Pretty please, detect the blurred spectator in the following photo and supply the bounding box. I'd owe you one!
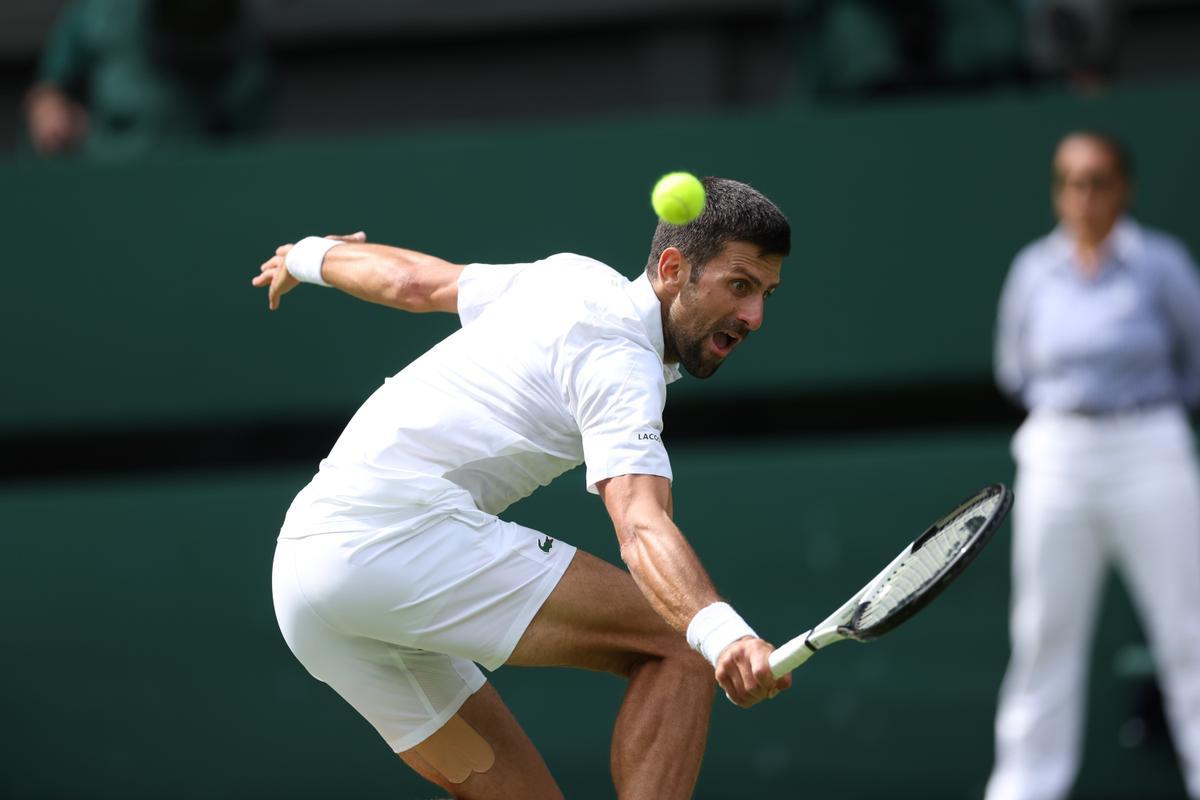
[23,0,270,158]
[986,132,1200,800]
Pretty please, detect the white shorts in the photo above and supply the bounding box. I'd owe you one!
[271,511,576,752]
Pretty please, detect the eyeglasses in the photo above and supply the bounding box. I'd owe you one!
[1052,173,1122,193]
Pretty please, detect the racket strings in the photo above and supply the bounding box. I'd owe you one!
[855,494,999,629]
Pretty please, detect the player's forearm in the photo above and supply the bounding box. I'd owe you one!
[319,244,464,313]
[599,473,757,663]
[616,510,721,632]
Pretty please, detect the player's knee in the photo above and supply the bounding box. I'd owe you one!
[403,714,497,789]
[674,645,716,686]
[622,637,712,687]
[665,647,717,708]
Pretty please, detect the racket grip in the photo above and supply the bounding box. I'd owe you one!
[769,629,816,678]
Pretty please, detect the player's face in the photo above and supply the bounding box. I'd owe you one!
[1052,136,1128,245]
[663,241,783,379]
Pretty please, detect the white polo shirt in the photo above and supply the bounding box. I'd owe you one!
[280,253,682,538]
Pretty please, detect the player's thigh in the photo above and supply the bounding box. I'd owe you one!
[506,549,700,675]
[283,513,577,672]
[278,539,562,798]
[400,682,563,800]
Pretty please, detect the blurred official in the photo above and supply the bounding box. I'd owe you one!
[986,132,1200,800]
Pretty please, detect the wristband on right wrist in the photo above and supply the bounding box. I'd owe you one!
[285,236,344,287]
[686,601,757,667]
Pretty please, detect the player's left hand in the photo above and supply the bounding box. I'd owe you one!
[251,232,367,311]
[715,636,792,708]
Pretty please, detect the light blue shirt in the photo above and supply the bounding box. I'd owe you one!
[994,218,1200,413]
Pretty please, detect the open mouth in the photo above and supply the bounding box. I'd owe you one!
[711,330,741,356]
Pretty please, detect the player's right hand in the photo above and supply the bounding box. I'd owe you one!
[715,636,792,708]
[252,243,299,311]
[251,232,366,311]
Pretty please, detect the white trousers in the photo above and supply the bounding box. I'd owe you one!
[985,407,1200,800]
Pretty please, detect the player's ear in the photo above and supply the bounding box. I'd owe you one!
[657,247,689,296]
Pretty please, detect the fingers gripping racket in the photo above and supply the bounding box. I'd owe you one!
[769,483,1012,678]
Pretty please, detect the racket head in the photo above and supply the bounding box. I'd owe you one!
[841,483,1011,641]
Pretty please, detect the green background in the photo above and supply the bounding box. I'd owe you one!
[3,80,1197,798]
[5,81,1200,432]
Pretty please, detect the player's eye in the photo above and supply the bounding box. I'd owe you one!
[730,280,749,295]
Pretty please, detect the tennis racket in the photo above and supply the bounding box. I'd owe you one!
[769,483,1011,678]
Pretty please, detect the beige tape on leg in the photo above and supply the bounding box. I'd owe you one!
[412,714,496,785]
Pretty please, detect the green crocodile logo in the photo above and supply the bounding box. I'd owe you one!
[538,536,554,553]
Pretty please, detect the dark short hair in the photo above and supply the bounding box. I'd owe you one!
[1057,131,1134,181]
[644,176,791,279]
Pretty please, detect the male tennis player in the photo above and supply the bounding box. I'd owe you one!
[254,177,792,799]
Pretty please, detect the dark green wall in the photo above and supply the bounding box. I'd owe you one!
[0,435,1183,798]
[4,81,1200,432]
[5,80,1197,798]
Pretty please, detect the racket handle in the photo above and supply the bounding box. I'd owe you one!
[769,628,816,678]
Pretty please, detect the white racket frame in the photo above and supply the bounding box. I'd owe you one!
[767,484,1009,679]
[768,544,912,678]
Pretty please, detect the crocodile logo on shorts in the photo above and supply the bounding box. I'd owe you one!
[538,536,554,553]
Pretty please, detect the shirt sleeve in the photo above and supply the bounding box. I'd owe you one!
[993,245,1041,410]
[561,329,673,494]
[1156,239,1200,408]
[456,262,533,326]
[993,261,1032,407]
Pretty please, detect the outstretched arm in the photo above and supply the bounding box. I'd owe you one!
[252,232,464,313]
[597,473,791,707]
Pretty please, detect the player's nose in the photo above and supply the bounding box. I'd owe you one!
[738,296,765,332]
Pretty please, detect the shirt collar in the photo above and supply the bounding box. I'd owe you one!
[1109,217,1144,264]
[627,272,683,385]
[1047,216,1142,273]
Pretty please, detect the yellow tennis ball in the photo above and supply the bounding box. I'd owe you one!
[652,172,706,225]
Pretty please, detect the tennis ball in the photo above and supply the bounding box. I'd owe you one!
[652,172,706,225]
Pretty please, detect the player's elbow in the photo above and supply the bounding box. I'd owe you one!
[617,544,643,577]
[615,515,673,578]
[383,267,430,312]
[615,520,650,571]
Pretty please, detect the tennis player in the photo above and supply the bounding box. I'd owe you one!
[253,177,792,799]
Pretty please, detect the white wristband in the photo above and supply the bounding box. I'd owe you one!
[686,602,757,667]
[285,236,344,287]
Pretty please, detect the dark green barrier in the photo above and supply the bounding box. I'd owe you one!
[4,81,1200,433]
[1,433,1184,798]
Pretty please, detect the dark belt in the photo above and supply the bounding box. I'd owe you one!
[1064,400,1176,418]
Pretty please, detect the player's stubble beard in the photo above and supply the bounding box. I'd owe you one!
[663,283,748,379]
